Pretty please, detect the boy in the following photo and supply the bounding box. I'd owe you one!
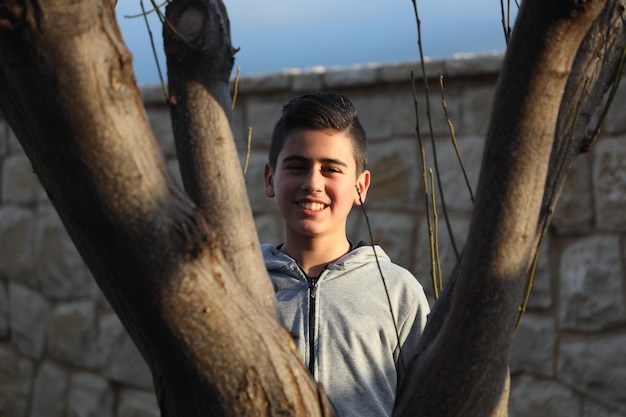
[262,92,430,417]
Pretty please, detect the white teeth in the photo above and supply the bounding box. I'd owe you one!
[299,202,325,211]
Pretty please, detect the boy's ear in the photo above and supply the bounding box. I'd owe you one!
[264,164,276,198]
[354,170,371,205]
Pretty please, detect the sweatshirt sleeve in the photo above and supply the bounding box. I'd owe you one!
[395,276,430,384]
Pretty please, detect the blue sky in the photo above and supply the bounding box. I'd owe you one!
[116,1,515,86]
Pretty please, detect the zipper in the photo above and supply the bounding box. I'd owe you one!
[307,277,317,376]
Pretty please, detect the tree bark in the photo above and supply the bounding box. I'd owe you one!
[0,1,331,416]
[0,0,624,416]
[163,0,278,316]
[394,1,625,416]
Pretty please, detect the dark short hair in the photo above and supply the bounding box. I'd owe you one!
[268,92,368,173]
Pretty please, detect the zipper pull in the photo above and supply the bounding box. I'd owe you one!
[308,278,317,297]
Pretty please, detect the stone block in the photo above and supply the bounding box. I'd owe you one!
[243,152,276,215]
[460,84,496,136]
[324,65,378,89]
[99,313,152,389]
[559,235,625,331]
[30,361,68,417]
[388,88,416,138]
[431,136,484,213]
[231,103,247,150]
[0,345,34,417]
[379,60,422,83]
[0,280,7,339]
[0,206,35,283]
[552,155,594,234]
[416,59,449,83]
[369,149,412,204]
[237,72,292,93]
[5,121,22,153]
[254,214,284,247]
[444,53,502,78]
[583,401,626,417]
[0,120,7,157]
[603,79,626,135]
[166,158,183,188]
[525,237,552,309]
[391,82,456,138]
[291,69,325,92]
[245,96,288,147]
[510,314,556,377]
[48,301,101,368]
[9,282,49,359]
[346,206,364,243]
[139,85,165,104]
[593,137,626,231]
[347,210,418,272]
[509,374,580,417]
[69,372,113,417]
[366,139,421,208]
[116,389,159,417]
[415,214,469,297]
[559,333,626,411]
[35,206,94,299]
[35,180,49,204]
[146,106,175,158]
[1,154,39,205]
[351,93,395,141]
[92,272,111,310]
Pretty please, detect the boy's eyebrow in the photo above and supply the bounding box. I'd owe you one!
[281,155,349,167]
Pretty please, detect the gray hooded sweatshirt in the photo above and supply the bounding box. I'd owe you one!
[263,243,430,417]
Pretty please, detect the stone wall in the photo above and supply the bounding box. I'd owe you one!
[1,54,625,416]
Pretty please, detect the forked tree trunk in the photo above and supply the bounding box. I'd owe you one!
[0,1,331,416]
[0,0,624,416]
[395,1,626,416]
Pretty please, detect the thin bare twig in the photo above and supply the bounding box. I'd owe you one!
[411,71,439,298]
[430,168,443,296]
[356,190,405,373]
[243,127,252,177]
[411,0,459,261]
[124,1,169,18]
[139,0,168,100]
[231,66,241,109]
[439,74,475,204]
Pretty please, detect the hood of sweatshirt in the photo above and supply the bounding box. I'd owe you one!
[262,243,392,278]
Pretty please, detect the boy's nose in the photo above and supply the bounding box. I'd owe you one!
[301,170,323,192]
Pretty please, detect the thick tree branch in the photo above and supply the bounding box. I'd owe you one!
[163,0,277,316]
[542,0,626,224]
[412,0,626,364]
[395,1,616,416]
[0,1,329,416]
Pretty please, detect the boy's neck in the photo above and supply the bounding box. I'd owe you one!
[281,236,352,279]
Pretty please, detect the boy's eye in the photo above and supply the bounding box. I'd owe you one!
[285,164,306,172]
[323,166,341,173]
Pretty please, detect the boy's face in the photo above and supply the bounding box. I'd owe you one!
[264,128,370,241]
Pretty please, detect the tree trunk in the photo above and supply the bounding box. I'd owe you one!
[394,1,626,416]
[0,1,331,416]
[0,0,624,416]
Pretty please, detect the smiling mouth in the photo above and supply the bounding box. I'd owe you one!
[298,201,326,211]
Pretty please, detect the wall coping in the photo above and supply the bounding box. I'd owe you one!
[140,52,505,105]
